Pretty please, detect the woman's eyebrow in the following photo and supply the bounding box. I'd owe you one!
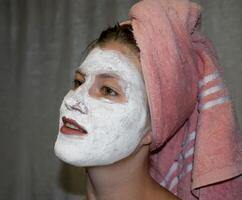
[96,73,121,79]
[75,69,85,76]
[75,68,118,77]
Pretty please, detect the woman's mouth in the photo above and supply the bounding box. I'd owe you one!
[60,117,88,136]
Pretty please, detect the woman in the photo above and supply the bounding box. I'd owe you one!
[54,0,242,199]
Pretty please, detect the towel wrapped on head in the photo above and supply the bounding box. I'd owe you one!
[120,0,242,199]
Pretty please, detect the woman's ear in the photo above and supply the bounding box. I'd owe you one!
[140,131,152,146]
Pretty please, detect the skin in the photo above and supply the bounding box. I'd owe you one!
[73,41,180,200]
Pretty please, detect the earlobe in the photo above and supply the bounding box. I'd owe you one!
[141,131,152,146]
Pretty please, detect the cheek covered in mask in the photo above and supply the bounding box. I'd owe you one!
[54,47,150,167]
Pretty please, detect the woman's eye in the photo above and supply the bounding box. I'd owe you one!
[73,79,83,89]
[101,86,119,97]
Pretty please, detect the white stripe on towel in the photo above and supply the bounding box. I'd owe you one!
[179,163,193,179]
[169,163,193,191]
[199,96,230,111]
[169,176,179,190]
[182,131,196,146]
[184,147,194,159]
[160,162,179,187]
[199,71,220,87]
[198,83,225,99]
[160,145,195,187]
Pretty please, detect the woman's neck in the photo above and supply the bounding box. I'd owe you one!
[85,145,180,200]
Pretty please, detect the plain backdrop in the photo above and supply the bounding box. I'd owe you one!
[0,0,241,199]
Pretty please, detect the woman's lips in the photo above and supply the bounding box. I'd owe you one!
[60,117,87,136]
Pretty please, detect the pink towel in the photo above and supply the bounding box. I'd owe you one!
[120,0,242,199]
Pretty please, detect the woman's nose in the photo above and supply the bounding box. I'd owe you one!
[64,97,88,114]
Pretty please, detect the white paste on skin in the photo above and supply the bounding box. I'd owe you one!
[54,47,150,166]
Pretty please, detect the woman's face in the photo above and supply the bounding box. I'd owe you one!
[54,42,150,166]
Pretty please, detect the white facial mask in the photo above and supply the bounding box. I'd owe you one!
[54,47,150,166]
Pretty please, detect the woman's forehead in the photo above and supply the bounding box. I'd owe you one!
[100,41,141,72]
[81,41,141,72]
[77,46,140,77]
[75,46,145,90]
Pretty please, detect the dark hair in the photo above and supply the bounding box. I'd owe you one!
[83,23,140,58]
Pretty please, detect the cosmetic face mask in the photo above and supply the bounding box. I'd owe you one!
[54,47,150,166]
